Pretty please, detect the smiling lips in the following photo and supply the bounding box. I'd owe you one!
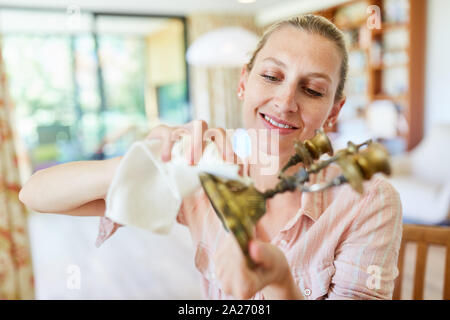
[259,112,299,135]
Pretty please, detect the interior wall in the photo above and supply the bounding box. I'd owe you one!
[147,19,185,86]
[145,19,185,125]
[424,0,450,132]
[187,13,261,129]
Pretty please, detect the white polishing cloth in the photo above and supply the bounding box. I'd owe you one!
[104,139,246,233]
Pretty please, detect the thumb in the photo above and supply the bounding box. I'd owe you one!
[249,240,275,269]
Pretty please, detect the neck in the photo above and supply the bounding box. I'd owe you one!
[249,155,303,228]
[249,151,301,192]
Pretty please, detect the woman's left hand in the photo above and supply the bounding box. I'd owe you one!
[212,234,301,299]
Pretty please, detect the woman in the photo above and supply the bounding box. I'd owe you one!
[19,15,402,300]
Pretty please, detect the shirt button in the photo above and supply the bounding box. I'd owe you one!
[304,288,311,297]
[280,239,287,246]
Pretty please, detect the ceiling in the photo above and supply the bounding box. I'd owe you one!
[0,0,350,26]
[0,0,299,16]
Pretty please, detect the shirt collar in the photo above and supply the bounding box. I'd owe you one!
[279,166,338,232]
[277,189,322,234]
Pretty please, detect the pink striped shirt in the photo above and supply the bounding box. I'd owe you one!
[97,163,402,300]
[175,164,402,300]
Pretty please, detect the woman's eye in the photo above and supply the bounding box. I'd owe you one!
[304,88,323,97]
[261,74,279,82]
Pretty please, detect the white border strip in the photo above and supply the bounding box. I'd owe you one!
[256,0,352,27]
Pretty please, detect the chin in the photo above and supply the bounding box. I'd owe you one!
[257,132,299,157]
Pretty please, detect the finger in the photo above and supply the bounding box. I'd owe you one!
[204,127,236,164]
[183,120,208,165]
[171,126,191,163]
[223,130,237,164]
[146,125,174,162]
[249,240,275,269]
[160,134,174,162]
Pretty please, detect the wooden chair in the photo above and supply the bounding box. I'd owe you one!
[393,224,450,300]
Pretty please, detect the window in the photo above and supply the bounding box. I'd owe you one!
[0,9,190,173]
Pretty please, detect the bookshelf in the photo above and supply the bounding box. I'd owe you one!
[316,0,426,150]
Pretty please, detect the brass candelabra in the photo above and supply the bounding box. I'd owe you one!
[198,129,391,268]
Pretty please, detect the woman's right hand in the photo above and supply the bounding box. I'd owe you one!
[146,120,238,167]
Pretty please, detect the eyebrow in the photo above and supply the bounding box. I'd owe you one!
[305,72,332,83]
[262,57,287,68]
[262,57,332,83]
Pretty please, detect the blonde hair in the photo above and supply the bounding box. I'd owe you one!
[247,14,348,102]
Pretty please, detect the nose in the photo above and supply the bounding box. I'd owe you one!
[273,83,299,113]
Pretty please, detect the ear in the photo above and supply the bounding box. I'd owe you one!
[237,64,249,101]
[326,96,346,128]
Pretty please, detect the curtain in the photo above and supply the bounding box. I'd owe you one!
[187,14,261,129]
[0,39,35,299]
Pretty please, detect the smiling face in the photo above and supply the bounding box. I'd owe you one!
[238,25,346,158]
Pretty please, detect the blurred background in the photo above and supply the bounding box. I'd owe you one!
[0,0,449,300]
